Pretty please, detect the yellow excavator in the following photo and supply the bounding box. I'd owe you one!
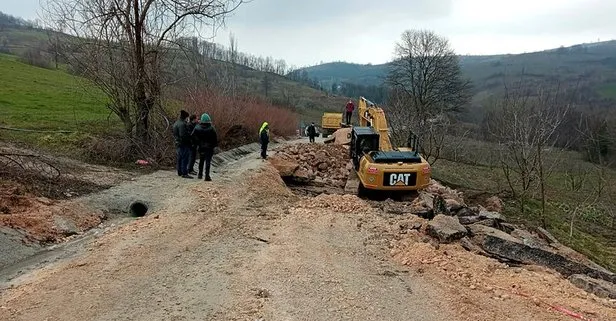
[344,96,432,194]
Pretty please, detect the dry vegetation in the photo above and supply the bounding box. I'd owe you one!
[185,89,299,147]
[431,136,616,271]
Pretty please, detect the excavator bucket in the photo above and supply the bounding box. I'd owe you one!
[324,127,352,145]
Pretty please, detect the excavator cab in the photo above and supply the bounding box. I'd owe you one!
[350,127,380,170]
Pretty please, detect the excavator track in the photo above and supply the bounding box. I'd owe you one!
[344,170,361,195]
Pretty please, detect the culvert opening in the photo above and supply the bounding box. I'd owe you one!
[129,201,148,217]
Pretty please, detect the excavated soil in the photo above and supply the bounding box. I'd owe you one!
[0,143,134,269]
[392,235,616,320]
[1,140,615,320]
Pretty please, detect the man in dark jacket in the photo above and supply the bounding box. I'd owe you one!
[306,122,317,143]
[186,114,199,175]
[173,110,193,178]
[259,122,269,160]
[191,113,218,181]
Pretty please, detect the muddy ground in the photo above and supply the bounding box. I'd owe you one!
[0,138,615,320]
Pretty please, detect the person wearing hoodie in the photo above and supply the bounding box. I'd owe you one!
[173,109,192,178]
[191,113,218,181]
[259,122,269,160]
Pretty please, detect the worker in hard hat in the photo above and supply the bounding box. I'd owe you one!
[191,113,218,181]
[259,122,270,160]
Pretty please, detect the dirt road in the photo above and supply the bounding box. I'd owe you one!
[0,142,450,321]
[0,141,614,320]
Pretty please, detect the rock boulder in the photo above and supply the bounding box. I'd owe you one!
[469,224,616,283]
[269,158,299,177]
[568,274,616,299]
[426,214,467,243]
[478,210,506,222]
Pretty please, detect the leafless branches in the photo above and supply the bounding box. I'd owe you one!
[385,29,472,164]
[484,79,572,226]
[41,0,246,144]
[0,153,61,179]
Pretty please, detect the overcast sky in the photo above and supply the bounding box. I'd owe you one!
[2,0,615,66]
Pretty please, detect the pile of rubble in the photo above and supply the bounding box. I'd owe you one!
[0,186,104,244]
[295,194,371,213]
[412,187,616,299]
[268,143,615,299]
[270,143,352,188]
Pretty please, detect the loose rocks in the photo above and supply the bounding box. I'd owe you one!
[271,143,352,188]
[426,214,467,243]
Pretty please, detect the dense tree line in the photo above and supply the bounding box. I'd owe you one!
[178,36,326,92]
[0,11,35,29]
[330,82,388,103]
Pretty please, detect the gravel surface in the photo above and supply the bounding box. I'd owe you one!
[1,138,613,320]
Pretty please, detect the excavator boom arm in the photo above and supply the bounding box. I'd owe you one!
[358,96,393,151]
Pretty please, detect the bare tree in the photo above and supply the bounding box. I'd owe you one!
[261,73,271,97]
[45,29,64,69]
[41,0,246,144]
[577,112,614,165]
[386,29,471,164]
[485,81,571,227]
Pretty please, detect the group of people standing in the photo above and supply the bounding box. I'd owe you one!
[173,110,218,181]
[172,98,355,179]
[173,110,272,181]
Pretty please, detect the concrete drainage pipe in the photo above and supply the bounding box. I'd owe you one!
[129,201,148,217]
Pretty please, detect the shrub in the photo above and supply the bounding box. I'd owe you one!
[18,47,51,69]
[184,89,299,147]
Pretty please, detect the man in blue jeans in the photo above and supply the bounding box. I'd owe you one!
[173,110,193,179]
[186,114,199,175]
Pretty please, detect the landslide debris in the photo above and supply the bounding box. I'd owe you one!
[270,143,352,190]
[269,142,616,303]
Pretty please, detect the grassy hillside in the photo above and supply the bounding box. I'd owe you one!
[433,137,616,271]
[0,53,111,131]
[0,26,347,117]
[0,27,50,54]
[0,53,119,153]
[0,22,352,162]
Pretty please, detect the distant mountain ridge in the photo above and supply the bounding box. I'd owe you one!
[301,40,616,104]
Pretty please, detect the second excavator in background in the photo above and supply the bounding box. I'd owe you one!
[344,96,432,195]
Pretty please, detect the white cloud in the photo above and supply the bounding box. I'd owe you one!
[2,0,614,66]
[214,0,616,66]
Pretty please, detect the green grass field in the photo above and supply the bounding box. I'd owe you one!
[597,83,616,99]
[0,53,112,131]
[0,53,121,155]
